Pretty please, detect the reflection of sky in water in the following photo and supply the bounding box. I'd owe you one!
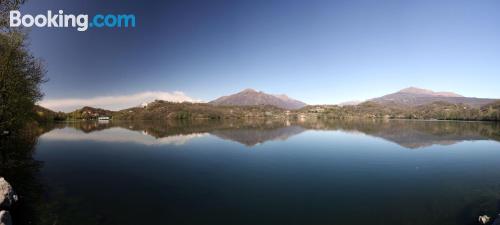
[40,127,208,146]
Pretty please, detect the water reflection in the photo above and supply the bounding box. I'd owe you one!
[299,119,500,149]
[3,119,500,225]
[0,124,53,225]
[41,119,500,149]
[211,126,305,146]
[42,128,207,146]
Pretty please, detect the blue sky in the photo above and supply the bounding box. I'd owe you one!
[20,0,500,110]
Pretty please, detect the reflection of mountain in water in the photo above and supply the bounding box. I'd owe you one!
[211,126,305,146]
[46,120,303,146]
[368,124,485,149]
[46,119,500,149]
[298,119,500,149]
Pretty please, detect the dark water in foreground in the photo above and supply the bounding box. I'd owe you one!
[2,119,500,225]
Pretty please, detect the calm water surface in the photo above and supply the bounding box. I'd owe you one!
[4,119,500,225]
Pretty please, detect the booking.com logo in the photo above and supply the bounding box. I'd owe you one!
[9,10,136,32]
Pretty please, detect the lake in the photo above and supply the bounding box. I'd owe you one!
[2,119,500,225]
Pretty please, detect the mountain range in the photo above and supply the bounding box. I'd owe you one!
[38,87,499,120]
[209,87,497,109]
[370,87,497,108]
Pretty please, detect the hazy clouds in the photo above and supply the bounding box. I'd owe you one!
[39,91,202,112]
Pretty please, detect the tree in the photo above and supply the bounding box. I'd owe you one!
[0,0,25,31]
[1,0,46,134]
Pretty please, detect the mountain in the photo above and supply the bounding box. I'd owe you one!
[209,89,307,110]
[370,87,497,108]
[396,87,464,97]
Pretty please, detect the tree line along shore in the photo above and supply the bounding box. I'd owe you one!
[34,99,500,123]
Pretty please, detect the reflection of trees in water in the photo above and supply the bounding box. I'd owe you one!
[1,123,110,225]
[211,126,305,146]
[62,119,302,146]
[0,124,49,225]
[63,121,114,133]
[131,120,306,146]
[121,119,295,140]
[297,119,500,148]
[63,119,500,149]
